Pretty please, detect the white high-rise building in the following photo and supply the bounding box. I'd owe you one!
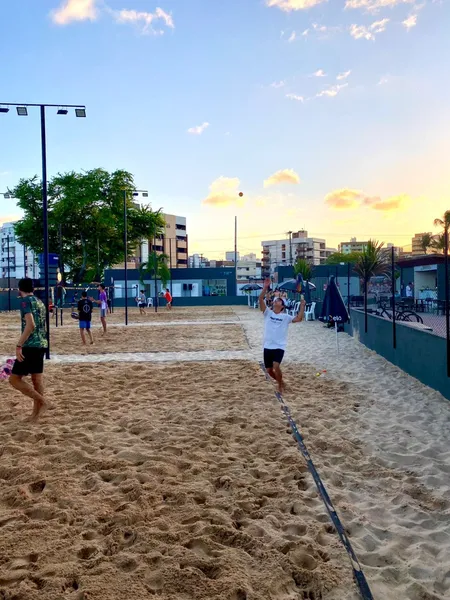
[225,251,240,262]
[0,222,38,280]
[261,230,335,273]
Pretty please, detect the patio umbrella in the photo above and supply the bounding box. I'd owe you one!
[241,283,262,307]
[277,276,316,303]
[319,276,349,353]
[241,283,262,292]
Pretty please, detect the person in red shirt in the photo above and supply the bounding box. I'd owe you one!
[164,288,172,310]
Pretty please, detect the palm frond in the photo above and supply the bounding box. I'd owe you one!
[354,240,390,282]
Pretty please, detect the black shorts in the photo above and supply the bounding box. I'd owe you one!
[11,348,46,377]
[263,348,285,369]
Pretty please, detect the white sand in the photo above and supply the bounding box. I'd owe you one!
[0,305,449,599]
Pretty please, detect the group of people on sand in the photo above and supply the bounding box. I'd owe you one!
[136,288,172,315]
[7,275,303,422]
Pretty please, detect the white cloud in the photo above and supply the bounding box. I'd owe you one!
[325,188,411,211]
[337,70,351,80]
[325,188,362,209]
[313,69,327,77]
[378,75,389,84]
[51,0,98,25]
[349,18,388,40]
[303,22,341,39]
[270,81,286,88]
[264,169,301,187]
[203,177,243,207]
[286,93,304,102]
[345,0,414,11]
[316,83,348,97]
[187,122,210,135]
[371,18,389,32]
[114,7,174,34]
[288,31,297,42]
[403,14,417,29]
[266,0,326,11]
[312,22,329,33]
[349,24,375,39]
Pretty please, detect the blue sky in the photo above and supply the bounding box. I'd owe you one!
[0,0,449,258]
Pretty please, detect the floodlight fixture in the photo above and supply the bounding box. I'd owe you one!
[16,106,28,116]
[75,108,86,118]
[0,107,9,113]
[57,108,68,115]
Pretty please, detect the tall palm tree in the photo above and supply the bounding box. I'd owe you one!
[354,240,390,332]
[293,258,314,281]
[431,233,445,253]
[420,233,433,255]
[434,210,450,232]
[433,211,450,254]
[139,251,171,298]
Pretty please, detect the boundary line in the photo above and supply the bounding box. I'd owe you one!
[258,362,374,600]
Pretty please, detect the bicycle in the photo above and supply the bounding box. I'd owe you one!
[397,310,423,324]
[374,302,424,324]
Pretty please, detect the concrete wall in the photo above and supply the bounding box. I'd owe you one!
[350,308,450,400]
[105,267,238,299]
[111,296,248,308]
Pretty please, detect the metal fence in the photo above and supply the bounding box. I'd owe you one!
[356,241,450,378]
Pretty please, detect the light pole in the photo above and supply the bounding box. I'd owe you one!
[287,231,293,266]
[0,194,11,309]
[123,188,149,325]
[7,233,11,311]
[1,103,86,359]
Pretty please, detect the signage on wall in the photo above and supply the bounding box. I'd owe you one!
[414,265,437,272]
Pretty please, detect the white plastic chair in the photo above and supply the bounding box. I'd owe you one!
[147,297,153,307]
[304,301,316,321]
[289,301,300,316]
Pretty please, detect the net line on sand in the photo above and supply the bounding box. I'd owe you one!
[258,361,374,600]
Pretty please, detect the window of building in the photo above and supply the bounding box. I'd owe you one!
[202,279,227,296]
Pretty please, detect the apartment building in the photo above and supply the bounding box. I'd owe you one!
[0,222,38,280]
[124,191,188,269]
[136,213,187,268]
[339,238,368,254]
[207,258,262,281]
[261,230,335,273]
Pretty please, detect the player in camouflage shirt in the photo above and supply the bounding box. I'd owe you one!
[9,278,48,421]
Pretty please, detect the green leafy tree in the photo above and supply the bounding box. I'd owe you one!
[12,169,165,282]
[326,251,362,265]
[293,258,314,281]
[354,240,390,330]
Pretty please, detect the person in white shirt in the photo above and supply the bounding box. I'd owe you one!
[137,290,147,315]
[259,278,305,393]
[406,283,414,298]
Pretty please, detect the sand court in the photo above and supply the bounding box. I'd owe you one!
[0,306,449,599]
[0,323,248,356]
[0,361,353,600]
